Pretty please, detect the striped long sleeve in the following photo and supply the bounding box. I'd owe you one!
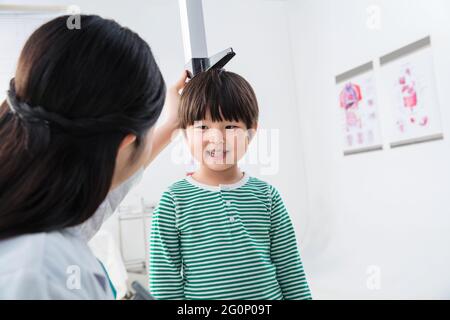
[269,187,312,300]
[148,175,311,300]
[149,191,185,299]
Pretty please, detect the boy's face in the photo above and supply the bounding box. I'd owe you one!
[185,112,256,172]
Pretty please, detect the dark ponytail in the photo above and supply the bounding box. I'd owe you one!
[0,15,165,239]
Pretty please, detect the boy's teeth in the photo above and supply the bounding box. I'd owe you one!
[208,150,227,157]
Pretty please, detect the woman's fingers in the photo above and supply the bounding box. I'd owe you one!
[174,70,189,92]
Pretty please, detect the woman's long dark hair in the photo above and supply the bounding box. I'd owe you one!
[0,15,166,239]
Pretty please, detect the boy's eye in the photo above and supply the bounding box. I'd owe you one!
[195,125,208,130]
[225,125,238,130]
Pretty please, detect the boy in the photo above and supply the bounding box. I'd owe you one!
[149,69,311,300]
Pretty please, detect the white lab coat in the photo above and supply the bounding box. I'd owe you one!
[0,167,144,300]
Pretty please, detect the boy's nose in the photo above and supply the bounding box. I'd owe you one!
[205,128,224,143]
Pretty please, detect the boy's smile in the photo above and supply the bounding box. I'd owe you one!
[205,147,230,162]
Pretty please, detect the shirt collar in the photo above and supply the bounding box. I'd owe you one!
[185,172,250,192]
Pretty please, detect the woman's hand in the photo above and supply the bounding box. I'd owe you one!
[143,70,189,168]
[164,70,189,126]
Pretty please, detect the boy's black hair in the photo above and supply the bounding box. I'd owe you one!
[179,69,259,129]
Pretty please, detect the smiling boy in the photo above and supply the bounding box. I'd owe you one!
[149,69,311,300]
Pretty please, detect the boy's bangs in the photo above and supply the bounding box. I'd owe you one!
[191,89,250,126]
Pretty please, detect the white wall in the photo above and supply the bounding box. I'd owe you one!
[287,0,450,299]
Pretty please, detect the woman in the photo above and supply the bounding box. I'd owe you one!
[0,15,187,299]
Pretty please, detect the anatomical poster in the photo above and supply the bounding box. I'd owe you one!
[336,63,383,155]
[380,37,443,147]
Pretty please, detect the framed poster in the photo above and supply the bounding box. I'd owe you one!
[380,36,443,148]
[336,62,383,155]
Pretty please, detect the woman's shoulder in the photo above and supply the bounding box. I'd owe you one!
[0,231,74,298]
[0,232,49,275]
[0,230,112,299]
[0,231,84,274]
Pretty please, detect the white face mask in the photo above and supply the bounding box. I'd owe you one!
[69,166,145,241]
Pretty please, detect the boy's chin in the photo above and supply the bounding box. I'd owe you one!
[203,162,237,172]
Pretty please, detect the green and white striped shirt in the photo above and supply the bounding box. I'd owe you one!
[149,173,312,300]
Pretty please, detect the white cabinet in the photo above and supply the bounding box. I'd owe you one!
[118,198,154,277]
